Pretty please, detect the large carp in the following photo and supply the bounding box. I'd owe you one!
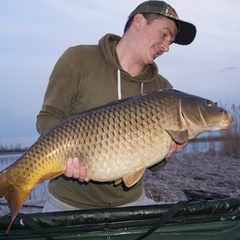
[0,89,233,234]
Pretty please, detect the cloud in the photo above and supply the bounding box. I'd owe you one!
[221,66,238,72]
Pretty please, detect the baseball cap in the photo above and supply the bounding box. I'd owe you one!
[129,1,196,45]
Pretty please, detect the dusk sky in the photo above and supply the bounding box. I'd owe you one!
[1,0,239,147]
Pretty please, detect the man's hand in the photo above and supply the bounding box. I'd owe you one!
[165,141,187,159]
[64,158,90,182]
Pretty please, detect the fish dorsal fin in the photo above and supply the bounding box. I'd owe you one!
[166,130,189,144]
[122,168,145,188]
[37,171,64,184]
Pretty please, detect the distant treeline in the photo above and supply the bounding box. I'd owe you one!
[0,143,28,154]
[0,136,227,153]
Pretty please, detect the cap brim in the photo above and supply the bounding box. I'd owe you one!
[173,19,197,45]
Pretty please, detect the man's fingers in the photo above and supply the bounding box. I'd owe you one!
[64,158,90,182]
[79,165,90,182]
[64,158,74,177]
[72,158,80,178]
[165,141,188,159]
[165,142,177,159]
[176,141,188,152]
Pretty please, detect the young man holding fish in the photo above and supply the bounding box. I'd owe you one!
[37,1,196,211]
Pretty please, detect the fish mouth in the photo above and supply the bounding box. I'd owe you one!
[220,113,234,129]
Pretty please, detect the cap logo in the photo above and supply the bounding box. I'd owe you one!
[165,5,178,19]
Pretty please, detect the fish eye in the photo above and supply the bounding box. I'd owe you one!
[205,100,215,108]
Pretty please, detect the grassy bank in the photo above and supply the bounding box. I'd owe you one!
[220,103,240,158]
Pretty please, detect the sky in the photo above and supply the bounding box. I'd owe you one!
[0,0,239,148]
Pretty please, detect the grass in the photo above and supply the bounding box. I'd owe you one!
[220,103,240,158]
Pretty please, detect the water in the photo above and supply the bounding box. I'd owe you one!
[0,154,48,216]
[184,140,222,153]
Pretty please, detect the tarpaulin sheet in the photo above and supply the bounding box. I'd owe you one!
[1,198,240,240]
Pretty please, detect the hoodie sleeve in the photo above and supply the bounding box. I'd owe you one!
[36,47,80,134]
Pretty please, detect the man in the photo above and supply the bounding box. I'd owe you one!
[37,1,196,211]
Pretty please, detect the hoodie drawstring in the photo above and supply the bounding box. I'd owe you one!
[141,82,144,94]
[117,69,121,100]
[117,69,144,100]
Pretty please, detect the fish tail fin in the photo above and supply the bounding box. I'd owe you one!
[0,171,31,235]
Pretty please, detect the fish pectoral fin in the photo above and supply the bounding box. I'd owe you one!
[37,171,64,184]
[166,129,189,144]
[114,178,123,186]
[123,168,145,188]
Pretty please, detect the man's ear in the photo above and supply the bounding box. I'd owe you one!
[133,14,146,31]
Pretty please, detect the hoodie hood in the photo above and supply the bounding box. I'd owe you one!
[99,33,160,84]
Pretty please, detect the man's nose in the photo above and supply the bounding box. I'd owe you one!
[161,41,170,52]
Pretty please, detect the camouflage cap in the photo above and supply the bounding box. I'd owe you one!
[129,1,196,45]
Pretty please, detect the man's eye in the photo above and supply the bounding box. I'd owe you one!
[162,32,167,37]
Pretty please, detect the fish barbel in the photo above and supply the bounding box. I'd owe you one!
[0,89,233,234]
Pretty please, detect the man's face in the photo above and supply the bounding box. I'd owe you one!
[137,15,178,65]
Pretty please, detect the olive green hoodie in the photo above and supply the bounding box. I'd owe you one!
[36,34,172,208]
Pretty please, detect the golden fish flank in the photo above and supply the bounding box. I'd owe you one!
[0,89,233,234]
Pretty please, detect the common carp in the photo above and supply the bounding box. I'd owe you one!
[0,89,233,234]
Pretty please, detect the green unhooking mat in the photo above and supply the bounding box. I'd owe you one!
[1,198,240,240]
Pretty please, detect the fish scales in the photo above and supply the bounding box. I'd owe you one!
[0,89,233,234]
[76,92,175,180]
[9,92,174,183]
